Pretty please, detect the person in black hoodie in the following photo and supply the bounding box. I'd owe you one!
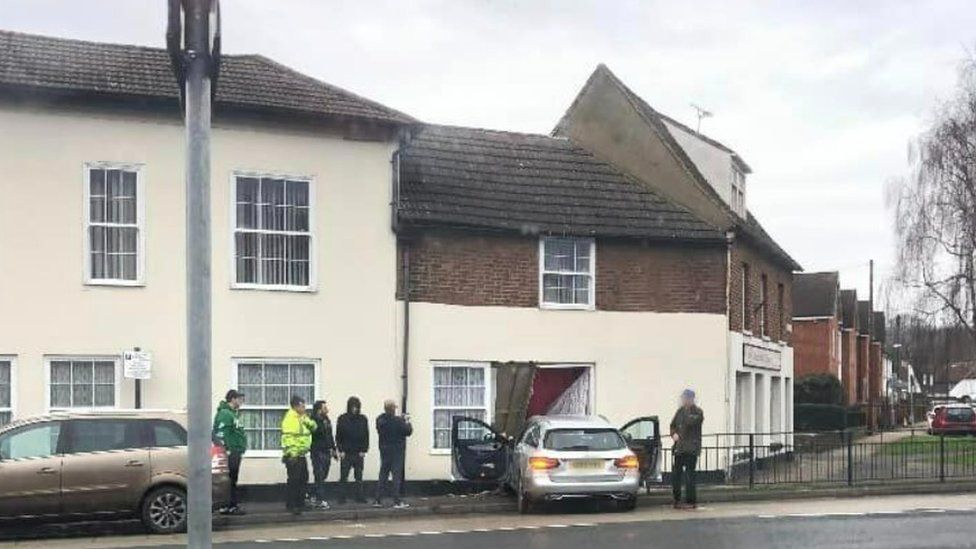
[308,400,337,509]
[374,399,413,509]
[335,396,369,504]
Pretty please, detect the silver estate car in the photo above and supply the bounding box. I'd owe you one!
[451,415,660,513]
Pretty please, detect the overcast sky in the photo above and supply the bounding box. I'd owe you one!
[6,0,975,303]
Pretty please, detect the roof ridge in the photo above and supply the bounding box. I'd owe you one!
[426,122,568,141]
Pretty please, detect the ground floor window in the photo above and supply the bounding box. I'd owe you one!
[0,358,12,426]
[234,359,318,452]
[48,357,118,410]
[432,361,489,449]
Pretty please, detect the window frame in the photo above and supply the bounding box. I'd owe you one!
[44,355,122,412]
[229,171,317,293]
[538,237,597,311]
[430,361,492,454]
[83,162,146,287]
[741,262,751,333]
[0,356,15,426]
[760,273,768,338]
[230,357,321,458]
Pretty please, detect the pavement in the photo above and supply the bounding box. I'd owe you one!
[7,492,976,548]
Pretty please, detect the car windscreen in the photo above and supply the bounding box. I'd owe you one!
[543,428,625,451]
[946,408,974,422]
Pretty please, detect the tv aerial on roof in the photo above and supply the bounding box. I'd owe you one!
[690,103,713,134]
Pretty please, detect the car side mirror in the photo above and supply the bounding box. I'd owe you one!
[622,433,633,443]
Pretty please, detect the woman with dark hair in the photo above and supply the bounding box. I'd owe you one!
[335,396,369,503]
[308,400,337,508]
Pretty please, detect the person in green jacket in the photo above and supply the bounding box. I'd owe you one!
[212,389,247,515]
[281,395,317,514]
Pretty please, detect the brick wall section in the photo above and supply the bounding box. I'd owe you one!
[595,240,726,313]
[729,241,793,343]
[399,230,538,308]
[399,229,727,313]
[793,317,840,379]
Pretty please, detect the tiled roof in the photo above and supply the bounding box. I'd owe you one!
[840,289,858,330]
[397,124,725,241]
[563,64,800,270]
[793,272,840,318]
[0,29,414,125]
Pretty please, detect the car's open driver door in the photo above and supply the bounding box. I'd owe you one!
[620,416,661,492]
[451,416,509,482]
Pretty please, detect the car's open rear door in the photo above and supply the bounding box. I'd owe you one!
[620,416,661,492]
[451,416,509,482]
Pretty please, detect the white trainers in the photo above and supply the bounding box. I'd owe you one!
[393,501,410,509]
[317,500,331,510]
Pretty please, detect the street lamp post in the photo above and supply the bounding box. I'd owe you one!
[167,1,220,547]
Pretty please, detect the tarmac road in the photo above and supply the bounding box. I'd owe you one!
[6,492,976,549]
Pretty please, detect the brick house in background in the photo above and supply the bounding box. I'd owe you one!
[857,301,873,403]
[792,272,841,382]
[553,65,801,442]
[839,289,860,404]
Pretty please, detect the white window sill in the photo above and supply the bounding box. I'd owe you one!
[243,450,283,459]
[231,283,316,293]
[540,303,595,311]
[85,279,145,288]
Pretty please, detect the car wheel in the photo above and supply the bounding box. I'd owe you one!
[142,486,188,534]
[617,497,637,512]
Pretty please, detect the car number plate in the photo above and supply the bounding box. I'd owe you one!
[571,460,605,471]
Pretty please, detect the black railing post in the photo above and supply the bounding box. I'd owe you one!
[940,435,946,483]
[749,433,755,489]
[846,430,854,487]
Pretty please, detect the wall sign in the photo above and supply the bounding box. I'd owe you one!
[123,350,152,380]
[743,343,781,371]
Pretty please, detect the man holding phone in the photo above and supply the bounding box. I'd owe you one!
[374,399,413,509]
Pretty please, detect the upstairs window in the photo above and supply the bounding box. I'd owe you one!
[233,175,313,290]
[760,273,768,337]
[85,165,142,284]
[741,262,751,332]
[540,237,595,309]
[730,165,746,215]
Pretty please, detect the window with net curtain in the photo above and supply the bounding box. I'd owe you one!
[0,360,11,426]
[49,359,116,409]
[541,237,594,308]
[236,361,316,451]
[432,363,488,449]
[234,176,312,288]
[87,167,140,282]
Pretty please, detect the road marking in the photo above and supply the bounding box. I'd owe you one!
[572,523,597,527]
[444,529,467,534]
[472,528,492,532]
[254,541,271,544]
[547,524,570,528]
[275,538,300,542]
[364,533,386,538]
[307,536,330,541]
[758,514,778,518]
[394,532,418,536]
[868,511,903,515]
[520,525,540,530]
[922,509,947,513]
[419,531,442,535]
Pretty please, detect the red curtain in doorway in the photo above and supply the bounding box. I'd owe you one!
[526,367,586,417]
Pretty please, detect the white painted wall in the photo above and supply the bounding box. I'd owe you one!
[662,120,740,212]
[400,302,730,479]
[0,105,399,484]
[727,331,794,450]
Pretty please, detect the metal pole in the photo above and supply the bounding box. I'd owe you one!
[185,0,213,546]
[846,431,854,487]
[748,433,755,489]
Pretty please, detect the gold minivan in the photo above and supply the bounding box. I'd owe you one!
[0,411,231,534]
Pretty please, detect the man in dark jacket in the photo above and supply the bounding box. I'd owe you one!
[669,389,704,509]
[212,389,247,515]
[308,400,337,509]
[374,399,413,509]
[335,396,369,504]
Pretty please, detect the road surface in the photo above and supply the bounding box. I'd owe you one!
[5,493,976,548]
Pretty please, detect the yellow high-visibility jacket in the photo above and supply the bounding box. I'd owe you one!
[280,408,316,458]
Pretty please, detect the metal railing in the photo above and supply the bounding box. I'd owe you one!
[659,428,976,487]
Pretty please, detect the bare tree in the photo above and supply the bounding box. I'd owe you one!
[890,56,976,345]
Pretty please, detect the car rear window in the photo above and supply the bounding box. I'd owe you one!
[543,428,625,451]
[946,408,974,422]
[151,420,187,447]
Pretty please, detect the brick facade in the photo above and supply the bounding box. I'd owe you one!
[729,241,793,343]
[399,229,727,313]
[793,317,841,380]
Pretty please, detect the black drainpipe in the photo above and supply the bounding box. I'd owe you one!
[401,242,410,414]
